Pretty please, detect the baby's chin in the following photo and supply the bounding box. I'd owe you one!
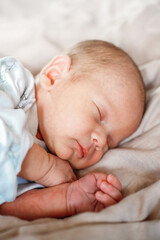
[54,145,104,169]
[68,151,104,170]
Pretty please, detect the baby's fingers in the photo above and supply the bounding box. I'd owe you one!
[95,191,117,207]
[100,181,122,202]
[107,174,122,191]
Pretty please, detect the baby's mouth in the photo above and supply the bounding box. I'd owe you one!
[77,141,88,158]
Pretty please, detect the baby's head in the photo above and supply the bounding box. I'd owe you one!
[36,40,145,169]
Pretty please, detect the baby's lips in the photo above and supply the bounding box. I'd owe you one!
[83,147,89,158]
[76,141,83,158]
[76,141,89,158]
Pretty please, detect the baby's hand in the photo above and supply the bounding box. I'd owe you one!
[66,172,122,215]
[36,154,77,187]
[94,173,122,206]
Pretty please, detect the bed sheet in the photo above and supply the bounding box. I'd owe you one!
[0,0,160,239]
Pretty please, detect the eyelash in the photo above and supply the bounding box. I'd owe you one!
[92,101,103,121]
[96,105,102,121]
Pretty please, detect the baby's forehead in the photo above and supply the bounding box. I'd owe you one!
[86,68,124,89]
[76,63,141,94]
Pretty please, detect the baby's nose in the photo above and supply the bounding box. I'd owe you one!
[91,130,107,151]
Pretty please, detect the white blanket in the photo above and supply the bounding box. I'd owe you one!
[0,0,160,239]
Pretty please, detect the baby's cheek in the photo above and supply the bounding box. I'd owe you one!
[55,144,73,160]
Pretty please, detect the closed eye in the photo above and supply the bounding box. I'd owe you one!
[92,101,104,121]
[96,105,102,121]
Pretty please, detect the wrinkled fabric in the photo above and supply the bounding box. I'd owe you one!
[0,57,38,204]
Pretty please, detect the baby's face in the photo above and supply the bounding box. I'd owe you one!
[40,69,143,169]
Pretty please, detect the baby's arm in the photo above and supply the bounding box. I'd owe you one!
[0,172,122,220]
[18,143,77,186]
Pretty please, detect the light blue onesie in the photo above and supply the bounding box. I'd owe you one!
[0,56,44,204]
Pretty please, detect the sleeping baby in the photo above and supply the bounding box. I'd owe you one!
[0,40,145,220]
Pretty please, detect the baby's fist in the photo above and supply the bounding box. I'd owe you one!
[36,155,77,187]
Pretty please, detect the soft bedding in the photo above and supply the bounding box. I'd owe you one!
[0,0,160,239]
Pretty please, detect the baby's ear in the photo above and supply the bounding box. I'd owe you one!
[40,55,71,91]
